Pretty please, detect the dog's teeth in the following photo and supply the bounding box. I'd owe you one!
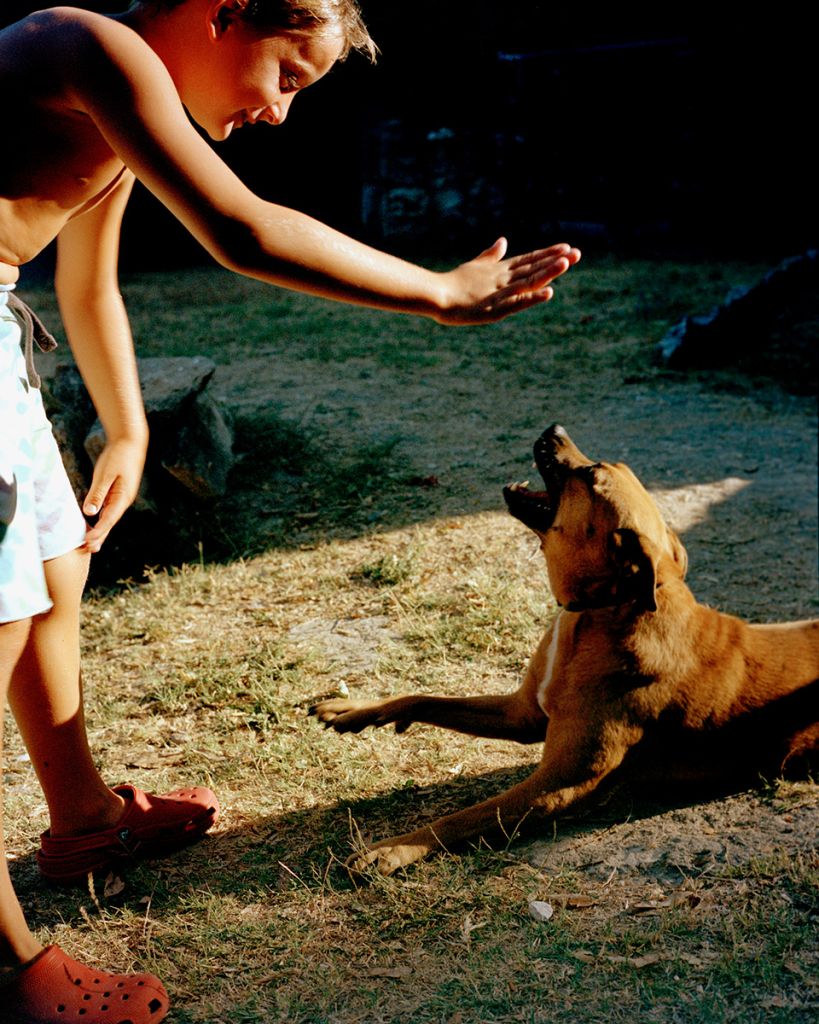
[521,480,530,489]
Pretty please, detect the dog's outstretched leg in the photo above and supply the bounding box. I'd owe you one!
[311,691,547,743]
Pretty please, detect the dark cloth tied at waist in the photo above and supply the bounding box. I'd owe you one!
[6,291,58,389]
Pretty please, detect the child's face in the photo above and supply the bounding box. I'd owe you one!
[187,23,343,141]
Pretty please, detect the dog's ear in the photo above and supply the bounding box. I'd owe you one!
[666,527,688,579]
[609,528,660,613]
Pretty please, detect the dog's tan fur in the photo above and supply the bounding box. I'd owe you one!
[312,425,819,875]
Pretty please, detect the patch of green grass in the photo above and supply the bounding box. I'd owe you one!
[400,571,554,670]
[138,643,293,720]
[353,549,419,587]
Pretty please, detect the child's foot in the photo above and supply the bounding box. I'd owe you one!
[0,946,168,1024]
[37,783,219,884]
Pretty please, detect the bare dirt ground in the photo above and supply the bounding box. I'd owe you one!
[213,319,817,621]
[209,281,818,911]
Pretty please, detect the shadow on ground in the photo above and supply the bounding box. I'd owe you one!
[11,758,817,936]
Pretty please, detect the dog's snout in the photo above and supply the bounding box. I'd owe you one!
[534,424,593,478]
[533,424,566,468]
[536,424,567,452]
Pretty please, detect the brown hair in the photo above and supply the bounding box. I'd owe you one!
[136,0,377,61]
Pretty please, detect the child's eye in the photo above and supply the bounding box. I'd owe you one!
[281,70,299,92]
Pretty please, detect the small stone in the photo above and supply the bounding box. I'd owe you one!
[528,900,554,923]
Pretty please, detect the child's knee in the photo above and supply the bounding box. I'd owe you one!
[0,617,33,679]
[41,547,91,613]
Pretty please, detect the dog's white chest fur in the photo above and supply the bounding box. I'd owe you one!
[536,611,565,712]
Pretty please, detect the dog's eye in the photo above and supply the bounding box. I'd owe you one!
[586,524,596,538]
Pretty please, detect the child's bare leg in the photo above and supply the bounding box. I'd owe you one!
[7,548,125,837]
[3,630,169,1009]
[0,617,42,969]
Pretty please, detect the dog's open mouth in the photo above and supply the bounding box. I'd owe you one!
[503,425,574,532]
[503,480,556,532]
[505,475,565,532]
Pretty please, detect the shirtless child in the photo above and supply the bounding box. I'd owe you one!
[0,2,580,1019]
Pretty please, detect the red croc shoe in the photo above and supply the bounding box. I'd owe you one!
[37,784,219,884]
[0,946,169,1024]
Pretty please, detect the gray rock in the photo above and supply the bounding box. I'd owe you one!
[41,363,96,504]
[137,355,216,418]
[657,249,818,368]
[161,390,234,499]
[49,355,234,508]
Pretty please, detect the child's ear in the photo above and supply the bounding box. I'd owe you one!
[208,0,246,40]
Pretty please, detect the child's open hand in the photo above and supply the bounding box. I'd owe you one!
[81,437,148,553]
[435,239,581,325]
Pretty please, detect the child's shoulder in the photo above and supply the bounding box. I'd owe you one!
[2,6,169,98]
[5,5,117,38]
[2,6,151,60]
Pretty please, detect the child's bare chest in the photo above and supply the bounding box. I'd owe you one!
[0,103,125,264]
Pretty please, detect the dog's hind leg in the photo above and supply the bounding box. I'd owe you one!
[310,691,547,743]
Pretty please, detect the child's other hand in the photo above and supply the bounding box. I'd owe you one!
[435,239,581,325]
[81,437,148,553]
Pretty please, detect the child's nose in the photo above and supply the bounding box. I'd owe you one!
[265,93,295,125]
[274,94,296,124]
[266,104,284,125]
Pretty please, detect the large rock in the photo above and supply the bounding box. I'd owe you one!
[134,355,217,419]
[160,390,235,500]
[45,355,235,506]
[41,360,96,505]
[656,250,818,392]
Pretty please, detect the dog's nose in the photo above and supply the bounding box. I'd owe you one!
[533,425,568,482]
[535,425,595,474]
[535,424,569,464]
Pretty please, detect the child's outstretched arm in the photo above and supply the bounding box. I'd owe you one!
[57,12,578,324]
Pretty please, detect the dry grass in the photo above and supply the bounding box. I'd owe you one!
[4,254,818,1022]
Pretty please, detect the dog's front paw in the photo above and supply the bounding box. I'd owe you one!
[309,697,354,724]
[346,836,431,877]
[309,698,395,734]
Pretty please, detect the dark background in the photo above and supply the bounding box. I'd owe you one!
[3,2,815,268]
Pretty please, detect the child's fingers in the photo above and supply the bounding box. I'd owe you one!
[83,481,109,520]
[507,248,581,287]
[485,285,556,321]
[82,474,132,552]
[507,243,580,272]
[80,439,145,551]
[83,520,108,555]
[439,241,579,324]
[83,496,125,552]
[505,255,570,296]
[474,237,509,262]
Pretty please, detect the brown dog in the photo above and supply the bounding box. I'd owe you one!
[312,425,819,875]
